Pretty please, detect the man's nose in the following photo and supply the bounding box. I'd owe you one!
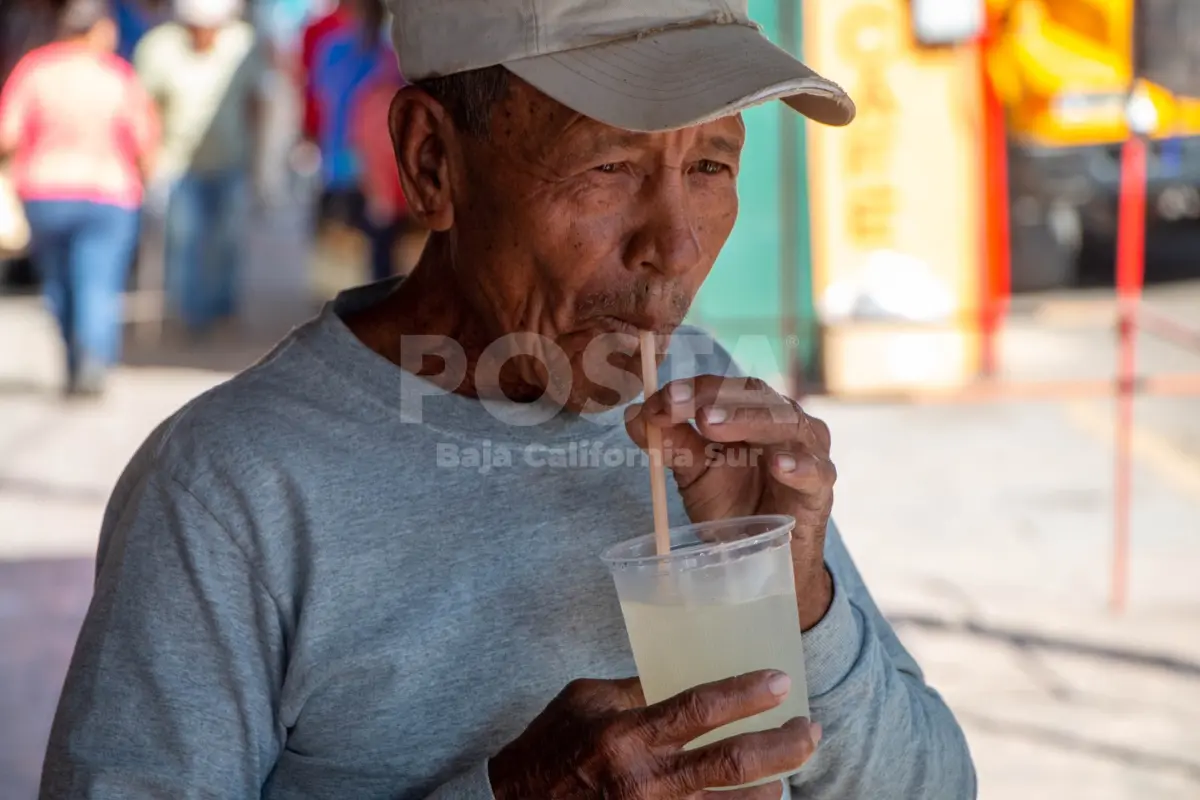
[630,181,704,278]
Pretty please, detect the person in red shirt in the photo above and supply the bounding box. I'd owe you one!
[300,0,401,282]
[297,1,352,145]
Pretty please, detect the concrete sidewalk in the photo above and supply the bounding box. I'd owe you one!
[805,397,1200,800]
[1,293,1199,799]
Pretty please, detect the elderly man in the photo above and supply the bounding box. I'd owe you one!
[40,1,976,799]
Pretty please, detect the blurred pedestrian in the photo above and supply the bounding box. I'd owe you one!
[0,0,59,292]
[305,0,394,283]
[298,0,353,150]
[349,55,414,280]
[0,0,159,397]
[134,0,268,337]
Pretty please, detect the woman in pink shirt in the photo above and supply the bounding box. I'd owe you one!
[0,0,159,397]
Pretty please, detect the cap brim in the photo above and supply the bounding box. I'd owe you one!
[504,23,855,133]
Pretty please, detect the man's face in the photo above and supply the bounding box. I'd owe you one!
[185,24,220,51]
[446,78,744,408]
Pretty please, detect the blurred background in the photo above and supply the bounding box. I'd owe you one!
[1,0,1198,798]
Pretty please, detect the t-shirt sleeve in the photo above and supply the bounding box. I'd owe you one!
[39,469,286,799]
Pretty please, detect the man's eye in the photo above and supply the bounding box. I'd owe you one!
[696,160,729,175]
[595,163,622,174]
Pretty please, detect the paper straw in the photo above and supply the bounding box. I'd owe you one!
[639,331,671,556]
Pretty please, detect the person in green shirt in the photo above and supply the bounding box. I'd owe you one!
[134,0,267,335]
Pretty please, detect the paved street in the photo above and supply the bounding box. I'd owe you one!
[817,281,1200,799]
[812,394,1200,800]
[1,279,1199,799]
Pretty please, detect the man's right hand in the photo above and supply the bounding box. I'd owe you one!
[487,670,820,799]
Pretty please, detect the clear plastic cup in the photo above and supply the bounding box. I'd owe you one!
[601,515,808,788]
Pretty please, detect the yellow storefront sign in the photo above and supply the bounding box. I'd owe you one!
[805,0,984,395]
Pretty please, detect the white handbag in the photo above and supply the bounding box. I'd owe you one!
[0,169,30,257]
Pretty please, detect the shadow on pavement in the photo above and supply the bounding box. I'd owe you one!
[891,612,1200,677]
[0,557,93,800]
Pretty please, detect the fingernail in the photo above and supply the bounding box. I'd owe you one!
[669,382,693,403]
[767,672,791,697]
[811,722,823,746]
[705,407,728,424]
[776,454,797,473]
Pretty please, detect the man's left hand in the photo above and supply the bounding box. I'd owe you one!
[626,375,836,631]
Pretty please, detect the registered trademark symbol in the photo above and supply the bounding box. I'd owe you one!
[786,335,800,347]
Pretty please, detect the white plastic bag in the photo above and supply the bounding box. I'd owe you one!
[0,169,30,257]
[819,250,956,324]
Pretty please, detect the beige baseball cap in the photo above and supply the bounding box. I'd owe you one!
[387,0,856,133]
[174,0,243,27]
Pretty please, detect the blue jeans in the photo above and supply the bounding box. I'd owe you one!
[23,200,139,374]
[164,169,247,332]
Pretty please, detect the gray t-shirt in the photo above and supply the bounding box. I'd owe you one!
[40,282,975,799]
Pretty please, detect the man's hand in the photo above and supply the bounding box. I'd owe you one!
[625,375,837,631]
[488,670,820,799]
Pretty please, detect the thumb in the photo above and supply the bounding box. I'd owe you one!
[624,403,712,488]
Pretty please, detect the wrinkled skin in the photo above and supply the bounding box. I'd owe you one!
[348,75,741,410]
[348,74,837,799]
[488,671,820,800]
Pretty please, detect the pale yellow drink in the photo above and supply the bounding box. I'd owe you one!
[601,515,808,790]
[619,593,809,750]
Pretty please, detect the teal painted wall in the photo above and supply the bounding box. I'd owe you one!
[687,0,816,386]
[788,0,819,384]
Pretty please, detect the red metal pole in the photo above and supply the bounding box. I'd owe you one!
[1112,133,1148,615]
[978,22,1010,380]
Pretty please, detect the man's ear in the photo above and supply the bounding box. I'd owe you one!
[389,87,455,232]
